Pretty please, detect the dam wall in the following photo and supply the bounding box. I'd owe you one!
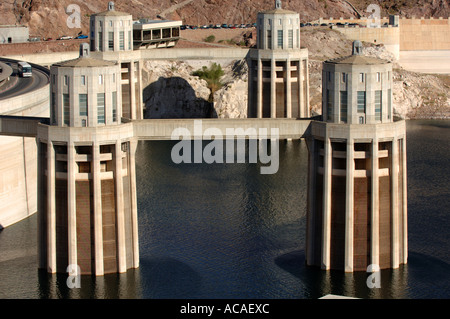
[0,66,49,228]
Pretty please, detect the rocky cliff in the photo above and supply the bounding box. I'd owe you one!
[142,60,214,118]
[2,0,448,39]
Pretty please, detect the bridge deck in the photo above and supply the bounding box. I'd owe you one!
[1,117,313,140]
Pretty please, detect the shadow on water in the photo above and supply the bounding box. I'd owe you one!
[275,250,450,299]
[143,76,217,119]
[138,257,202,299]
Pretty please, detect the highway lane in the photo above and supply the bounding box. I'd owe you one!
[0,58,50,102]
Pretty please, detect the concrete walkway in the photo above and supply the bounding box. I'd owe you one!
[399,50,450,74]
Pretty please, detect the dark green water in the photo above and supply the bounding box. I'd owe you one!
[0,120,449,299]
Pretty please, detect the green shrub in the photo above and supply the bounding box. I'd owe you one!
[204,35,216,43]
[192,63,225,102]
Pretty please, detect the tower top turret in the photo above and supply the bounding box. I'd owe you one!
[352,40,363,55]
[275,0,282,9]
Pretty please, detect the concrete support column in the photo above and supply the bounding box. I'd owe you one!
[257,58,263,118]
[270,58,276,118]
[115,141,127,273]
[129,140,139,268]
[136,61,144,120]
[286,59,292,118]
[129,62,136,120]
[322,137,332,270]
[391,138,399,268]
[344,139,354,272]
[371,139,380,267]
[93,143,104,276]
[401,138,408,264]
[67,143,77,273]
[47,141,56,273]
[247,59,253,117]
[305,59,310,118]
[297,61,303,118]
[306,138,316,265]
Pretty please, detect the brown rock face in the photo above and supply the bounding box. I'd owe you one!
[2,1,447,39]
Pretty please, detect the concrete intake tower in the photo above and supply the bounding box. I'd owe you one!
[37,44,139,275]
[248,0,309,119]
[306,41,408,272]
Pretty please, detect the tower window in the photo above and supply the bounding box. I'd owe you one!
[277,30,283,48]
[120,31,125,50]
[98,31,103,51]
[79,94,88,116]
[128,30,132,50]
[375,90,382,121]
[63,94,70,126]
[97,93,105,124]
[51,92,56,125]
[357,91,366,113]
[388,89,392,119]
[340,91,347,123]
[81,75,86,86]
[108,31,114,50]
[288,30,293,48]
[112,91,117,122]
[359,73,364,82]
[326,89,333,121]
[267,30,272,49]
[376,72,381,82]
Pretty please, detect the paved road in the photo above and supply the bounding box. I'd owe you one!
[0,58,50,101]
[399,51,450,75]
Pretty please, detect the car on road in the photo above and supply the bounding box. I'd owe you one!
[75,34,88,39]
[57,36,73,40]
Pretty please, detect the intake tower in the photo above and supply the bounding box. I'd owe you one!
[306,41,408,272]
[37,44,139,275]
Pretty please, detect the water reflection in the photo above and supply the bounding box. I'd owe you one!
[37,269,143,299]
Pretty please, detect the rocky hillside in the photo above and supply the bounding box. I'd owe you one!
[1,0,448,38]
